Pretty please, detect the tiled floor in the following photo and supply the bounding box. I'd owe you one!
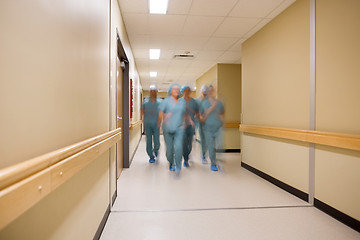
[100,136,360,240]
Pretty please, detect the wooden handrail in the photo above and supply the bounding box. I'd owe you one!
[0,128,121,230]
[240,124,360,151]
[224,122,240,128]
[129,120,142,130]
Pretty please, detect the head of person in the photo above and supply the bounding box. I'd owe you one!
[168,83,181,99]
[207,84,215,97]
[180,86,191,97]
[149,85,157,98]
[200,85,208,98]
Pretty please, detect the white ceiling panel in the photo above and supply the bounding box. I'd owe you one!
[167,0,193,15]
[229,0,284,18]
[118,0,296,90]
[267,0,296,18]
[203,37,239,51]
[149,15,187,35]
[182,16,224,36]
[189,0,238,17]
[213,17,262,37]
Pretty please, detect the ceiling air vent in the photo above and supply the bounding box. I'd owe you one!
[174,51,194,59]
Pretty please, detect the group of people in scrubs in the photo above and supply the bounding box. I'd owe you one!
[141,83,224,176]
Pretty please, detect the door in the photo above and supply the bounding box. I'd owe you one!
[116,56,123,178]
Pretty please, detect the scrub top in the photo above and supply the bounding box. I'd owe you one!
[181,97,199,126]
[142,98,161,127]
[160,96,186,133]
[200,99,225,131]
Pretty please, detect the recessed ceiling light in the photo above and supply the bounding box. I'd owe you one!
[149,0,168,14]
[150,72,157,77]
[149,49,160,60]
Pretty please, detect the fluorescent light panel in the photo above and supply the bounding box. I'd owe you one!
[150,72,157,77]
[149,49,161,59]
[149,0,168,14]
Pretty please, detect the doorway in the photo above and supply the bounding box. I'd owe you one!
[116,56,124,178]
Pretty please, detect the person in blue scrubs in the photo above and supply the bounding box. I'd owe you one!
[200,85,225,171]
[142,85,161,163]
[158,84,186,175]
[180,86,199,167]
[196,85,208,164]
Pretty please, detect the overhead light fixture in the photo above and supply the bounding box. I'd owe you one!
[149,49,160,60]
[149,0,168,14]
[150,72,157,77]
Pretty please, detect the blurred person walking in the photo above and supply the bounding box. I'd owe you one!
[199,85,225,171]
[142,85,161,163]
[158,84,186,176]
[180,86,199,167]
[197,85,208,164]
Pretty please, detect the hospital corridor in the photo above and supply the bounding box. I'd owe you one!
[0,0,360,239]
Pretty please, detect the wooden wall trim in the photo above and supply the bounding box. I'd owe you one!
[224,122,240,128]
[129,120,142,130]
[240,124,360,152]
[0,128,121,230]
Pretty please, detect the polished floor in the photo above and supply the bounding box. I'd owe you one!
[100,136,360,240]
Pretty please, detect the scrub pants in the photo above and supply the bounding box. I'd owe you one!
[204,127,223,166]
[183,125,195,161]
[198,123,207,158]
[145,124,160,159]
[164,128,184,170]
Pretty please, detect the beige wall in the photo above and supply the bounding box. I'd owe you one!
[0,0,142,238]
[218,64,241,149]
[241,0,310,192]
[315,0,360,220]
[242,0,360,222]
[195,65,217,96]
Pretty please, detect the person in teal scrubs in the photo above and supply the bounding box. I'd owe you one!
[158,84,186,175]
[142,85,161,163]
[196,85,208,164]
[180,86,199,167]
[200,85,225,171]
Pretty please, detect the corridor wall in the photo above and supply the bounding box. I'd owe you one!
[0,0,142,239]
[241,0,360,224]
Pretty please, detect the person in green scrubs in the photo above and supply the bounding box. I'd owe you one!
[158,84,186,175]
[180,86,199,167]
[142,85,161,163]
[200,85,225,171]
[196,85,208,164]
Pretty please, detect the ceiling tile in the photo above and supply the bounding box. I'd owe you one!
[196,50,224,60]
[217,51,242,62]
[182,16,224,36]
[128,34,149,49]
[122,13,149,35]
[133,48,149,59]
[203,37,239,51]
[149,15,187,35]
[213,17,261,37]
[117,0,148,13]
[229,38,247,51]
[229,0,284,18]
[167,0,193,15]
[189,0,238,16]
[267,0,296,18]
[177,36,209,50]
[149,35,180,49]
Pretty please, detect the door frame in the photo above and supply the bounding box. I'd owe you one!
[116,31,130,170]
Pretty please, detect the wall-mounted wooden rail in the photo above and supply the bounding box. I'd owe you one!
[129,120,142,130]
[0,128,121,230]
[240,124,360,152]
[224,122,240,128]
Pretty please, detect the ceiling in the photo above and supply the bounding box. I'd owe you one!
[118,0,296,91]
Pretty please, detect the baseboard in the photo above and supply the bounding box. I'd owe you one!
[216,149,241,153]
[93,204,111,240]
[241,162,308,202]
[314,198,360,232]
[112,190,117,206]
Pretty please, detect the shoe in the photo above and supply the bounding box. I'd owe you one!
[202,156,208,164]
[211,165,218,171]
[149,158,155,163]
[183,161,189,167]
[169,165,175,171]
